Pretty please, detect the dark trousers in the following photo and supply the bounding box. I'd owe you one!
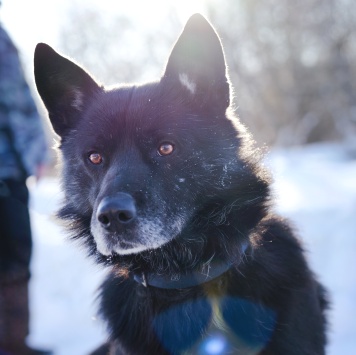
[0,179,33,348]
[0,179,32,279]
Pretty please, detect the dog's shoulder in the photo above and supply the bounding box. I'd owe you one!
[248,216,314,287]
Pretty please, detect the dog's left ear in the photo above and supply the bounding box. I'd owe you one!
[34,43,101,138]
[164,14,230,112]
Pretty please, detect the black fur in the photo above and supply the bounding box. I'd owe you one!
[34,14,327,355]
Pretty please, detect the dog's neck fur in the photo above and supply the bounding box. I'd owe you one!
[131,241,249,289]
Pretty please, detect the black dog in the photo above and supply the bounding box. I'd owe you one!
[34,14,327,355]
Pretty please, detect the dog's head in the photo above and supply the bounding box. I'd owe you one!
[34,14,268,260]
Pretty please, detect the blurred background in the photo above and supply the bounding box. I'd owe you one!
[3,0,356,149]
[1,0,355,354]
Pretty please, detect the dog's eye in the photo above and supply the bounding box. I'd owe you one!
[158,143,174,156]
[88,152,103,165]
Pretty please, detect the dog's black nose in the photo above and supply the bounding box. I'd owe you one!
[97,193,136,229]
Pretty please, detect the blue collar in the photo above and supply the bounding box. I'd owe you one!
[132,242,248,289]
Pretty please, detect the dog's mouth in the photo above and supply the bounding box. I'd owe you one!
[100,238,149,256]
[91,222,181,256]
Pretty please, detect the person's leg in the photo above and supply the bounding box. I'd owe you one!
[0,179,32,278]
[0,179,51,355]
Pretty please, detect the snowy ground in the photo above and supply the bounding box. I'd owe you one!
[26,143,356,355]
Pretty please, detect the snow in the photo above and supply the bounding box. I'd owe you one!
[27,180,107,353]
[27,143,356,354]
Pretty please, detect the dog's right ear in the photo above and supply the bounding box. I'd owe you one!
[34,43,101,137]
[163,14,230,113]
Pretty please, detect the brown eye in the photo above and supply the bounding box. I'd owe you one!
[88,152,103,165]
[158,143,174,156]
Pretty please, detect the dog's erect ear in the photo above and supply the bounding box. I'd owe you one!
[34,43,101,137]
[164,14,230,111]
